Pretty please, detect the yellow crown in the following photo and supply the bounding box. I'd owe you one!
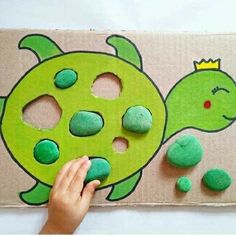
[194,59,221,70]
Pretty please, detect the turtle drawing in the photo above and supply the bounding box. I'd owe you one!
[0,34,236,205]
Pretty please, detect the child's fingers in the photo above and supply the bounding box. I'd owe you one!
[52,159,76,190]
[79,180,100,212]
[67,159,91,195]
[60,156,89,191]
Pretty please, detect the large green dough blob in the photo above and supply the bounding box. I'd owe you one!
[176,176,192,192]
[69,111,104,137]
[85,158,111,183]
[167,135,203,168]
[54,69,78,89]
[122,106,152,134]
[203,168,232,191]
[34,139,59,164]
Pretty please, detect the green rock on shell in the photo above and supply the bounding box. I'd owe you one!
[176,176,192,192]
[69,111,104,137]
[85,158,111,183]
[167,134,203,168]
[34,139,59,164]
[122,106,152,134]
[203,168,232,191]
[54,69,78,89]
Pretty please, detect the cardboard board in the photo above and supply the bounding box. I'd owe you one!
[0,29,236,207]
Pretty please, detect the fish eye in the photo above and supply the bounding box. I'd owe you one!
[212,86,230,95]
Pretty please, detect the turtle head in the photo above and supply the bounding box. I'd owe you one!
[165,59,236,141]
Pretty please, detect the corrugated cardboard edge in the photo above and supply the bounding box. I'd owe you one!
[2,202,236,208]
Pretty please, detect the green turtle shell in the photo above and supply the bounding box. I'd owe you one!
[1,51,166,188]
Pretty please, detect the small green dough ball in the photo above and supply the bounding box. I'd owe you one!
[54,69,78,89]
[69,111,104,137]
[167,134,203,168]
[34,139,59,164]
[85,158,111,183]
[122,106,152,134]
[176,176,192,192]
[203,168,232,191]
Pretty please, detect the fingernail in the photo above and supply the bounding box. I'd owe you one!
[84,159,91,167]
[79,156,89,162]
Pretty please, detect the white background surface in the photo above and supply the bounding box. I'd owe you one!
[1,0,236,234]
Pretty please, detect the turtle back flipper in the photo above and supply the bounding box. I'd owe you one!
[19,182,51,205]
[106,35,143,70]
[19,34,63,62]
[0,97,5,120]
[106,171,142,201]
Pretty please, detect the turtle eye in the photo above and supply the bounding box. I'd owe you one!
[212,86,230,95]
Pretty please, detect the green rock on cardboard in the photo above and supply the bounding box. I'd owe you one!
[167,134,203,168]
[203,168,232,191]
[176,176,192,192]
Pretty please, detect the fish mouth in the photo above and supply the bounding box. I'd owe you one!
[223,115,236,122]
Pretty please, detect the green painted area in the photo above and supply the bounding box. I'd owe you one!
[20,182,51,205]
[107,35,142,69]
[167,135,203,168]
[19,35,63,61]
[123,106,152,134]
[85,158,111,183]
[54,69,78,89]
[107,171,141,201]
[34,139,59,164]
[0,97,5,119]
[203,168,232,191]
[165,70,236,141]
[69,111,104,137]
[176,176,192,192]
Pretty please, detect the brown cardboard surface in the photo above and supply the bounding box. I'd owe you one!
[0,29,236,207]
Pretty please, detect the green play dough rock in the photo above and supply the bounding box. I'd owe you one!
[122,106,152,134]
[54,69,77,89]
[85,158,111,183]
[176,176,192,192]
[34,139,59,164]
[69,111,104,137]
[203,168,232,191]
[167,134,203,168]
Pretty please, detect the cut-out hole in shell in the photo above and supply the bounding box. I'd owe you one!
[23,95,62,129]
[112,137,129,153]
[92,72,122,99]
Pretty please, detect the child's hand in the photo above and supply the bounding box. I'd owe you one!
[40,156,100,234]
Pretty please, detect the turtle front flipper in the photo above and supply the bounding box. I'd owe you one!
[106,171,142,201]
[19,182,51,205]
[19,34,63,62]
[106,35,142,70]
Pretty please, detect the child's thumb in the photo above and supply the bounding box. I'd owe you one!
[80,180,100,210]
